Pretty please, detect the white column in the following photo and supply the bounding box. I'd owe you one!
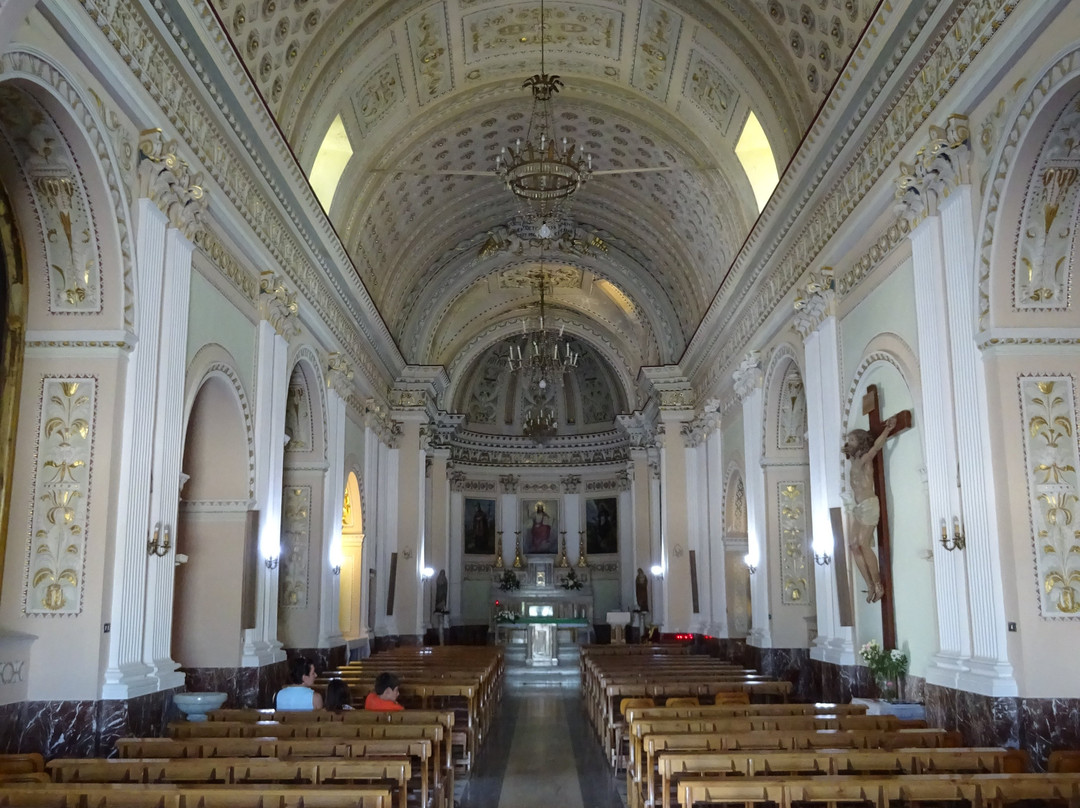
[358,420,383,641]
[563,481,582,565]
[939,184,1017,696]
[735,353,771,648]
[908,212,972,683]
[658,413,693,632]
[795,284,855,664]
[143,226,194,689]
[241,318,290,666]
[318,384,347,648]
[705,426,728,638]
[102,197,166,699]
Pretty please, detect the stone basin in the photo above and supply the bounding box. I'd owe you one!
[173,691,227,721]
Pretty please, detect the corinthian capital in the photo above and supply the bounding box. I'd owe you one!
[137,129,206,238]
[326,352,353,397]
[732,351,763,400]
[259,271,299,338]
[792,268,836,339]
[894,114,971,228]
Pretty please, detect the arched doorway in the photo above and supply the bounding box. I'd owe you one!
[339,470,366,655]
[175,371,252,668]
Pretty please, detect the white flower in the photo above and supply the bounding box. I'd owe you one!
[890,649,905,661]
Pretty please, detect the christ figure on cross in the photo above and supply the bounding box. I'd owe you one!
[842,415,899,603]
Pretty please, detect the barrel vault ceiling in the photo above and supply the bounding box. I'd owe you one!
[211,0,874,421]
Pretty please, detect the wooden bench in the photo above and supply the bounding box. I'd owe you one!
[46,758,411,808]
[647,747,1026,808]
[675,772,1080,808]
[0,782,395,807]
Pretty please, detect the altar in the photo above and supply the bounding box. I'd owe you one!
[491,560,595,665]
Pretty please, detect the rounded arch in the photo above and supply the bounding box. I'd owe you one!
[842,343,934,664]
[285,344,329,461]
[175,350,254,669]
[0,49,135,330]
[977,45,1080,334]
[339,466,366,644]
[722,462,748,539]
[0,175,27,599]
[762,341,808,460]
[182,344,255,500]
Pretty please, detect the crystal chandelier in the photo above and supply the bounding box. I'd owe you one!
[507,264,579,443]
[494,0,592,214]
[506,268,579,378]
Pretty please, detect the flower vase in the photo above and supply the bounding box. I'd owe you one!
[875,675,899,703]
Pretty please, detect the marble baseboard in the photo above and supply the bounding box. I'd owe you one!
[0,688,177,758]
[813,660,1080,771]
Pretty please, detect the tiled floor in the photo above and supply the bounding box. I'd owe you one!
[459,687,627,808]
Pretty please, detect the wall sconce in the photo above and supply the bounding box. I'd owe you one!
[814,552,832,566]
[264,555,280,570]
[147,523,171,557]
[746,564,757,574]
[421,567,435,580]
[331,564,341,575]
[650,564,664,579]
[940,517,966,551]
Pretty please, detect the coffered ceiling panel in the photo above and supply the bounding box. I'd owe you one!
[210,0,876,427]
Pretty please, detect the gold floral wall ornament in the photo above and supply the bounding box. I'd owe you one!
[1020,376,1080,616]
[778,482,811,605]
[26,378,96,615]
[280,485,311,608]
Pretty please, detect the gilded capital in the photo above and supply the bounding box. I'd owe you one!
[732,351,763,400]
[792,269,836,339]
[894,114,971,228]
[259,271,299,338]
[326,352,353,397]
[137,129,206,238]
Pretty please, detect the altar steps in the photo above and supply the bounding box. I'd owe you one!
[503,642,581,689]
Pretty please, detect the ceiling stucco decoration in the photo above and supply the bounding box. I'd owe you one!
[207,0,875,429]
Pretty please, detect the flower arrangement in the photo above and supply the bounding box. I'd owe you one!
[494,608,518,623]
[859,639,908,700]
[497,570,521,591]
[560,569,583,590]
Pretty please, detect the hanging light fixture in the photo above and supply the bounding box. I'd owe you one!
[494,0,592,215]
[506,260,579,443]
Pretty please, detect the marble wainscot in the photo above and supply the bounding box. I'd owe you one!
[743,646,815,702]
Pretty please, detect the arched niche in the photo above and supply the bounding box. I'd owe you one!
[339,469,366,644]
[175,367,253,668]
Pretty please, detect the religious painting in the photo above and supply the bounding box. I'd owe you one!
[585,497,618,555]
[521,498,559,555]
[464,497,496,555]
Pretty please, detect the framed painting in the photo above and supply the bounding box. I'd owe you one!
[464,498,496,555]
[521,498,559,555]
[586,497,618,555]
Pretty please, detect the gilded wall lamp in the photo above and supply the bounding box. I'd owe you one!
[940,517,966,551]
[147,522,171,557]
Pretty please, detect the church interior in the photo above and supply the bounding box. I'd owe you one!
[2,0,1080,800]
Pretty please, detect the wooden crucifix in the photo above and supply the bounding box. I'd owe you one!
[844,384,912,650]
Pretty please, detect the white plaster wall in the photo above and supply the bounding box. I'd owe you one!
[186,271,256,393]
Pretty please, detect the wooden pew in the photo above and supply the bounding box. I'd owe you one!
[632,728,963,808]
[0,783,396,808]
[675,773,1080,808]
[46,758,412,808]
[649,747,1026,808]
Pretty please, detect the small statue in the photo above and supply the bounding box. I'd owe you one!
[434,569,449,613]
[635,568,649,612]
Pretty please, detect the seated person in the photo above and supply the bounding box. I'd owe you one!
[325,678,354,712]
[364,671,404,711]
[275,656,323,710]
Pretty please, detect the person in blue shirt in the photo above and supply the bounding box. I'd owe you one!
[275,656,323,710]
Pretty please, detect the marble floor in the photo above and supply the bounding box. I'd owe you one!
[459,687,627,808]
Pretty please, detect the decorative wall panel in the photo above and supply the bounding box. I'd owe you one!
[684,50,737,135]
[631,0,681,102]
[464,4,622,64]
[1014,92,1079,311]
[777,481,811,605]
[25,378,96,615]
[1019,375,1080,617]
[777,364,807,450]
[0,87,102,314]
[407,5,453,104]
[281,485,312,608]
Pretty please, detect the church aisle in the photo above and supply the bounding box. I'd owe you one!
[460,687,626,808]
